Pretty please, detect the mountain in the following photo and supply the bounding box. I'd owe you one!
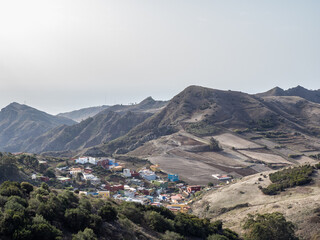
[57,105,110,122]
[57,97,168,122]
[257,85,320,104]
[0,102,76,152]
[21,97,167,154]
[25,111,152,154]
[83,85,320,185]
[98,85,280,154]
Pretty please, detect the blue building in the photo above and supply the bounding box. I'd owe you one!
[168,174,179,182]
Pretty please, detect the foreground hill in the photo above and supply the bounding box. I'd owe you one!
[257,85,320,104]
[0,102,76,152]
[0,181,240,240]
[191,166,320,239]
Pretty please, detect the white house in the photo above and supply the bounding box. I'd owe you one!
[70,168,83,175]
[83,173,100,185]
[139,169,157,181]
[123,169,131,178]
[76,157,88,164]
[88,157,98,165]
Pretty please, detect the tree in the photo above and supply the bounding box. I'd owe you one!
[20,182,33,195]
[65,208,91,231]
[243,212,298,240]
[44,168,56,178]
[162,230,185,240]
[98,203,117,222]
[31,214,62,240]
[144,211,173,233]
[72,228,97,240]
[207,234,229,240]
[209,138,222,151]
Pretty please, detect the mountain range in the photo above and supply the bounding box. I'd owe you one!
[1,85,320,184]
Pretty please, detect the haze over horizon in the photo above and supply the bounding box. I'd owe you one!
[1,0,319,114]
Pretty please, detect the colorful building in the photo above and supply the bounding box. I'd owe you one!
[187,185,201,193]
[168,174,179,182]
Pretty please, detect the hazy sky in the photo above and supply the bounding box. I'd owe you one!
[0,0,319,114]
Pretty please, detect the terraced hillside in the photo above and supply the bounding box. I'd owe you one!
[86,86,320,185]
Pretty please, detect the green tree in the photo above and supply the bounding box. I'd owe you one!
[144,211,173,233]
[44,168,56,178]
[98,203,117,222]
[72,228,97,240]
[20,182,33,195]
[162,230,185,240]
[243,212,298,240]
[31,215,62,240]
[65,208,91,231]
[207,234,229,240]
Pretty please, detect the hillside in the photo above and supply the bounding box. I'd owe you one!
[0,102,76,153]
[24,111,152,154]
[86,85,320,185]
[257,85,320,104]
[0,181,240,240]
[57,105,110,122]
[191,167,320,240]
[58,97,168,123]
[99,86,275,154]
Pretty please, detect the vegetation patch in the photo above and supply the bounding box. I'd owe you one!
[185,121,220,136]
[217,203,250,215]
[0,181,240,240]
[260,131,289,139]
[249,116,279,131]
[243,212,298,240]
[260,165,314,195]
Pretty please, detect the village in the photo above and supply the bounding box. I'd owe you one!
[31,156,233,214]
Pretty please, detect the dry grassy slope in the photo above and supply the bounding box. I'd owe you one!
[100,85,320,157]
[99,85,278,154]
[191,170,320,240]
[262,96,320,128]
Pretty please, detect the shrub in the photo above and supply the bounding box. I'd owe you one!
[243,212,298,240]
[98,203,117,222]
[72,228,97,240]
[162,230,185,240]
[260,165,314,195]
[144,211,173,233]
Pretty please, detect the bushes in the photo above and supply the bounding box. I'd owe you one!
[72,228,97,240]
[144,211,173,233]
[185,121,220,136]
[98,203,117,222]
[260,165,314,195]
[0,181,240,239]
[243,212,298,240]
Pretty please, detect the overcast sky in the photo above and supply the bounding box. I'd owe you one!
[0,0,319,114]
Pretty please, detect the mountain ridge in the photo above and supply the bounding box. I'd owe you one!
[0,102,76,152]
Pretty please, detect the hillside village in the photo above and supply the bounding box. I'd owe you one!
[30,155,225,214]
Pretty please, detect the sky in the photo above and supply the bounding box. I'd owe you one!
[0,0,319,114]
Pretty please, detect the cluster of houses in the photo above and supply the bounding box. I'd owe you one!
[32,156,208,213]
